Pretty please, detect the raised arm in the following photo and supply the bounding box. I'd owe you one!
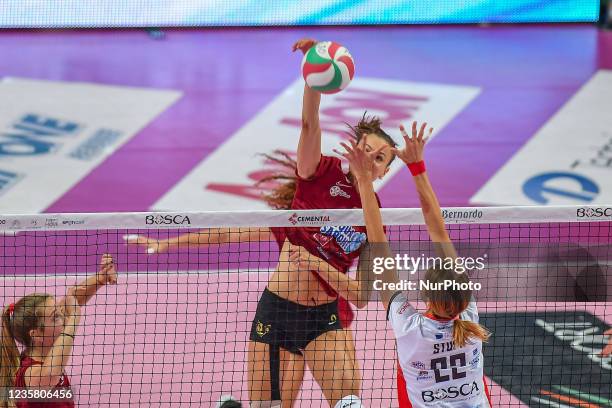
[292,38,322,179]
[124,227,274,254]
[394,122,457,260]
[26,291,80,388]
[336,136,398,309]
[68,254,117,306]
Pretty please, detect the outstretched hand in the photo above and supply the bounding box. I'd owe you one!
[123,234,169,254]
[392,121,432,165]
[334,135,384,182]
[97,254,117,285]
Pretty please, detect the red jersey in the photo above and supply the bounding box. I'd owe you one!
[14,356,74,408]
[286,155,381,326]
[270,224,355,328]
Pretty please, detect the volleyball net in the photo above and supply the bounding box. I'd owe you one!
[0,205,610,407]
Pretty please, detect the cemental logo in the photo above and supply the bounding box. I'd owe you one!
[576,207,612,218]
[422,381,480,402]
[288,213,332,226]
[145,215,191,225]
[442,209,483,221]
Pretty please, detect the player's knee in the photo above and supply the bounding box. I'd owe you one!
[333,395,364,408]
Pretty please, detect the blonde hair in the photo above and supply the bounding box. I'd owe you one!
[422,268,490,347]
[1,294,52,407]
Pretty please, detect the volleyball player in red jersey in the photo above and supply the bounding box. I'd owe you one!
[244,38,398,408]
[338,125,493,408]
[126,38,398,407]
[125,223,370,406]
[0,255,117,408]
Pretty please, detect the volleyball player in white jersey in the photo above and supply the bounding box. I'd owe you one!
[337,122,492,408]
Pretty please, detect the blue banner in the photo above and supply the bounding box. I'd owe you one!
[0,0,599,28]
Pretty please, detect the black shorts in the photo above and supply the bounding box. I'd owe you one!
[249,288,342,355]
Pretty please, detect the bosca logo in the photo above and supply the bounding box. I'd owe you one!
[145,214,192,225]
[576,207,612,218]
[422,381,480,403]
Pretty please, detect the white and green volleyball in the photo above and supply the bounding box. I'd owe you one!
[301,41,355,94]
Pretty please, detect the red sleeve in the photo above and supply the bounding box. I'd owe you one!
[373,192,388,233]
[269,227,286,249]
[295,155,340,182]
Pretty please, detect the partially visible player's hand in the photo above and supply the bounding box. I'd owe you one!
[393,121,432,165]
[123,234,169,254]
[97,254,117,285]
[601,328,612,357]
[292,38,317,55]
[335,135,383,182]
[288,244,322,271]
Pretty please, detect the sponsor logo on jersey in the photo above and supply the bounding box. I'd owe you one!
[319,225,366,254]
[329,182,351,198]
[398,299,412,314]
[313,232,333,248]
[417,370,433,382]
[410,361,426,370]
[421,381,480,402]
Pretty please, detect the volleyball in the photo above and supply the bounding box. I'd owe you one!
[301,41,355,94]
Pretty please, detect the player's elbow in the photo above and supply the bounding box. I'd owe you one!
[300,115,319,131]
[296,164,316,180]
[38,368,63,387]
[354,299,368,309]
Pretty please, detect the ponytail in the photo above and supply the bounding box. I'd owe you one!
[1,307,20,408]
[423,267,491,348]
[0,294,51,407]
[453,318,490,348]
[257,150,297,210]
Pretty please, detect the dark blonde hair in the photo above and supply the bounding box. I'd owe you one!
[1,294,52,406]
[422,267,490,348]
[259,113,397,209]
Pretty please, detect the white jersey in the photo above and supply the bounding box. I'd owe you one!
[387,292,490,408]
